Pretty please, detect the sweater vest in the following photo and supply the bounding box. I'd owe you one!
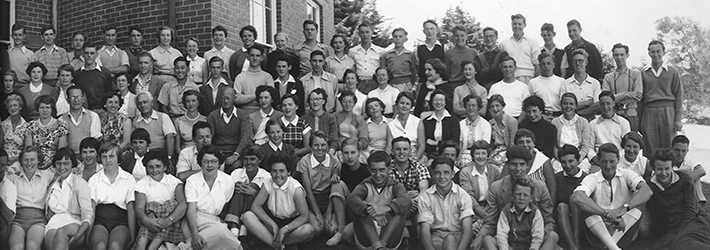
[504,204,538,248]
[62,113,94,153]
[363,182,395,206]
[417,44,445,82]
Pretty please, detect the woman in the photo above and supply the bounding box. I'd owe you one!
[121,128,152,180]
[414,58,455,117]
[619,131,652,178]
[101,92,133,152]
[1,70,20,120]
[88,143,137,250]
[134,151,186,250]
[458,94,492,165]
[335,90,369,153]
[249,86,282,146]
[335,69,367,116]
[185,145,241,250]
[242,154,316,249]
[18,62,53,121]
[416,89,460,163]
[458,140,500,227]
[52,64,75,116]
[325,33,355,83]
[185,37,205,85]
[551,92,593,171]
[2,94,27,170]
[303,89,339,155]
[453,61,487,117]
[43,148,93,250]
[488,94,518,169]
[367,67,400,117]
[174,89,206,149]
[149,26,183,83]
[115,72,137,118]
[388,92,420,156]
[7,146,54,250]
[365,97,392,153]
[279,93,312,157]
[74,138,103,181]
[23,95,68,169]
[502,129,557,202]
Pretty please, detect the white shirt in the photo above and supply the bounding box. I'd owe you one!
[618,153,648,177]
[220,107,238,124]
[187,55,206,83]
[559,115,581,148]
[574,168,644,209]
[561,75,602,103]
[470,167,489,202]
[88,169,137,210]
[132,152,147,180]
[488,80,530,117]
[388,114,420,150]
[529,75,565,112]
[499,35,541,77]
[348,44,385,79]
[206,78,230,104]
[425,110,452,142]
[185,171,235,215]
[67,108,103,138]
[643,62,669,78]
[135,174,182,203]
[367,85,400,115]
[230,168,271,188]
[459,116,492,164]
[264,176,304,219]
[0,177,18,213]
[47,173,74,214]
[589,115,631,157]
[254,109,274,145]
[176,146,225,174]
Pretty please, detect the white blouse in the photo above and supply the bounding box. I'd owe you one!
[264,177,305,220]
[231,168,271,187]
[88,169,137,210]
[185,171,235,215]
[135,174,183,203]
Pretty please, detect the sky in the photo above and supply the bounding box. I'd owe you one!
[377,0,710,67]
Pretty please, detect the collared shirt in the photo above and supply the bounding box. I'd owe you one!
[298,42,331,76]
[73,163,104,180]
[132,152,147,181]
[185,171,235,215]
[0,177,18,213]
[470,166,490,201]
[47,173,75,214]
[205,77,230,102]
[67,108,102,138]
[280,116,312,148]
[177,146,200,173]
[325,53,355,81]
[499,35,541,77]
[425,110,452,142]
[8,45,35,83]
[559,114,581,147]
[186,55,206,83]
[274,75,298,98]
[264,176,304,219]
[459,116,492,165]
[602,68,643,115]
[366,118,389,151]
[135,174,182,203]
[574,168,644,209]
[158,78,199,116]
[98,45,130,71]
[618,154,648,177]
[231,167,271,188]
[380,47,416,79]
[490,114,518,147]
[149,46,183,74]
[296,153,340,193]
[453,82,488,114]
[300,71,338,112]
[70,53,103,71]
[8,169,54,209]
[88,168,137,210]
[269,141,283,152]
[203,46,236,76]
[589,114,630,154]
[389,160,431,191]
[133,110,177,150]
[643,62,669,78]
[529,75,565,112]
[29,82,44,92]
[367,85,400,114]
[220,107,239,124]
[649,171,680,192]
[389,114,420,151]
[253,109,274,145]
[541,45,569,71]
[348,44,385,79]
[35,44,69,80]
[561,75,602,103]
[488,80,530,117]
[133,74,153,93]
[418,184,474,232]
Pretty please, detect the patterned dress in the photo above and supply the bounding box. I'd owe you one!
[21,118,69,169]
[174,113,206,149]
[1,117,27,166]
[101,113,127,146]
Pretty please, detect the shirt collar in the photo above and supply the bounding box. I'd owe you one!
[8,45,29,53]
[136,110,159,123]
[425,110,452,121]
[221,108,238,119]
[29,82,44,92]
[471,165,488,176]
[366,118,388,126]
[595,114,621,124]
[100,45,117,52]
[571,75,594,86]
[260,108,273,118]
[81,63,102,71]
[209,46,228,53]
[649,171,680,191]
[156,46,175,54]
[40,44,59,52]
[207,77,229,89]
[274,75,297,84]
[310,154,331,169]
[509,204,533,213]
[269,141,283,151]
[425,183,461,195]
[281,116,300,127]
[562,168,584,178]
[561,114,580,125]
[68,108,89,120]
[595,170,624,182]
[273,176,294,190]
[483,45,499,53]
[643,62,669,72]
[147,174,172,187]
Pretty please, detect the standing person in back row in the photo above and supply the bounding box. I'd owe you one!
[98,25,129,76]
[602,43,642,132]
[564,20,603,81]
[444,25,478,87]
[641,40,683,158]
[349,23,385,94]
[539,23,568,78]
[474,27,507,91]
[202,25,235,81]
[416,20,446,85]
[229,25,268,79]
[36,26,69,87]
[499,14,540,84]
[298,20,331,78]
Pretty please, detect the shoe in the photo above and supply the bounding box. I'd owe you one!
[325,232,343,246]
[230,227,240,237]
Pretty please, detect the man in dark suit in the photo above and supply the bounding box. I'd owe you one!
[199,57,234,116]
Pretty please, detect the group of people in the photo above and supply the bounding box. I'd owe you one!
[0,10,707,250]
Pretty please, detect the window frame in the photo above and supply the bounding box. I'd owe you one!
[250,0,277,45]
[306,0,321,42]
[0,0,15,45]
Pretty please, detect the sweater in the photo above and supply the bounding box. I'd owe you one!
[416,44,445,83]
[518,119,557,159]
[233,70,275,112]
[73,67,113,109]
[346,176,411,217]
[444,47,478,83]
[641,65,683,122]
[206,108,253,154]
[302,112,340,151]
[647,171,699,236]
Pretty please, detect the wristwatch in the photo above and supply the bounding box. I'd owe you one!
[623,203,630,212]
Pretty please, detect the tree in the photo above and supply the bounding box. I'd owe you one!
[654,16,710,123]
[598,46,616,75]
[440,6,484,52]
[334,0,392,48]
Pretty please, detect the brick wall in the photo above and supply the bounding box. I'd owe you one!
[14,0,53,49]
[211,0,248,50]
[278,0,334,48]
[175,0,213,54]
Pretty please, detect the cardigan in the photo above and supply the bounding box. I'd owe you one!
[551,114,593,159]
[421,113,460,155]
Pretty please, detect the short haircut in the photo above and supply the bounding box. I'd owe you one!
[212,25,228,37]
[428,89,447,110]
[129,26,144,35]
[511,14,526,23]
[652,148,676,166]
[488,94,506,108]
[20,145,43,164]
[264,119,286,134]
[255,85,278,102]
[470,140,491,155]
[135,90,154,104]
[247,45,264,55]
[358,23,372,31]
[422,19,438,27]
[514,128,536,143]
[273,31,289,41]
[267,153,294,172]
[99,143,121,165]
[103,25,117,33]
[612,43,629,54]
[672,135,690,146]
[181,89,201,109]
[309,130,328,147]
[275,55,292,66]
[79,137,100,152]
[102,92,123,111]
[341,137,359,150]
[438,140,459,156]
[130,128,151,144]
[197,145,223,165]
[67,85,84,96]
[621,131,644,149]
[191,121,212,139]
[308,88,328,109]
[26,61,48,77]
[430,155,455,171]
[367,150,391,167]
[58,64,74,75]
[598,143,620,158]
[243,145,263,159]
[185,37,200,47]
[567,19,582,29]
[426,58,448,81]
[395,91,415,105]
[513,177,535,194]
[452,25,467,34]
[500,56,517,67]
[599,90,615,101]
[303,20,319,30]
[558,144,581,160]
[173,56,190,67]
[114,72,129,83]
[281,93,301,108]
[482,27,498,36]
[41,25,55,35]
[310,50,325,59]
[34,95,56,117]
[82,41,98,51]
[391,27,408,36]
[142,150,170,168]
[53,147,78,169]
[11,24,25,33]
[330,33,348,49]
[364,97,386,118]
[4,93,24,110]
[538,51,555,63]
[338,90,357,104]
[157,26,176,42]
[523,95,545,111]
[648,40,665,51]
[391,136,411,147]
[540,23,555,33]
[463,94,483,109]
[137,51,155,62]
[373,67,390,83]
[571,48,588,59]
[209,56,224,66]
[560,92,578,106]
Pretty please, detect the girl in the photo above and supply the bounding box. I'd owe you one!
[174,89,206,149]
[22,95,68,169]
[618,131,652,178]
[364,97,392,153]
[115,72,137,118]
[458,140,500,227]
[367,67,400,117]
[101,92,133,152]
[52,64,74,116]
[335,69,367,116]
[488,94,518,170]
[416,89,460,163]
[18,62,53,120]
[279,93,312,157]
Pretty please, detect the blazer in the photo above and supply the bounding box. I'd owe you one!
[198,79,234,116]
[458,164,501,209]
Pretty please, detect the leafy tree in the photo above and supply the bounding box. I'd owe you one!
[334,0,392,48]
[440,6,484,52]
[654,16,710,123]
[599,46,616,75]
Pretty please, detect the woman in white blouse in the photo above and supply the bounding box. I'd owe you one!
[43,147,93,250]
[185,145,240,250]
[88,143,137,250]
[388,92,420,157]
[242,154,315,250]
[458,94,492,165]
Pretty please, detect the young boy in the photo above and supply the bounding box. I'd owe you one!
[273,56,306,116]
[486,178,545,250]
[418,156,474,250]
[380,28,416,93]
[554,145,588,250]
[671,135,707,206]
[346,150,411,250]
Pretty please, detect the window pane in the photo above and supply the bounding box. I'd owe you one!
[252,2,265,43]
[0,1,9,41]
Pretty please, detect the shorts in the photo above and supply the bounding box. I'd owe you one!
[431,230,462,249]
[265,207,296,228]
[11,207,46,232]
[95,204,128,232]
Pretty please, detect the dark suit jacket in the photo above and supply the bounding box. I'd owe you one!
[198,78,234,116]
[129,74,167,111]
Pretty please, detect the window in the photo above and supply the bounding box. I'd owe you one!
[250,0,276,45]
[306,0,321,42]
[0,0,15,48]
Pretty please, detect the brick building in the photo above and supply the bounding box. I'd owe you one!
[1,0,335,56]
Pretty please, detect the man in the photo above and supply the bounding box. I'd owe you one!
[8,24,34,88]
[273,56,305,116]
[61,86,102,154]
[518,96,557,158]
[234,46,274,113]
[444,25,478,87]
[602,43,642,132]
[126,26,148,78]
[0,149,17,249]
[647,148,710,249]
[130,52,167,111]
[98,25,129,76]
[560,48,602,121]
[199,57,234,116]
[473,145,558,250]
[564,20,604,81]
[158,56,199,117]
[529,53,565,119]
[488,57,530,118]
[68,32,101,71]
[572,143,652,250]
[35,25,70,87]
[589,91,631,159]
[205,87,253,172]
[228,25,267,79]
[474,27,507,90]
[298,20,331,77]
[539,23,568,78]
[300,50,338,113]
[72,42,113,116]
[554,145,588,250]
[266,32,300,79]
[390,136,430,220]
[133,91,177,157]
[202,25,235,81]
[176,121,220,182]
[499,14,540,84]
[641,40,683,158]
[418,156,474,250]
[380,27,417,92]
[671,135,707,206]
[349,23,385,94]
[416,20,445,85]
[346,151,411,250]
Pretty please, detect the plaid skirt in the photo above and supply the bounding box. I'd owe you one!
[138,199,185,244]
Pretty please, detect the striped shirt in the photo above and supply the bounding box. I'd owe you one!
[149,46,183,75]
[35,44,70,80]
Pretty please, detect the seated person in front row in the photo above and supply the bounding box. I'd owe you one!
[484,178,545,250]
[242,154,316,250]
[346,151,411,250]
[671,135,707,207]
[419,156,474,250]
[0,149,17,249]
[572,143,652,250]
[618,131,652,178]
[176,121,222,182]
[554,145,588,250]
[225,145,271,237]
[134,151,186,250]
[75,137,103,181]
[457,140,501,231]
[647,148,710,249]
[258,119,298,172]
